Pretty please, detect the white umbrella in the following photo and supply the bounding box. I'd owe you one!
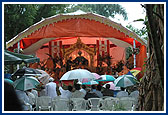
[60,69,95,80]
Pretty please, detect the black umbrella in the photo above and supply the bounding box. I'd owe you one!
[12,67,42,78]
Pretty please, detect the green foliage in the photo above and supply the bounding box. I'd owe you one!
[126,47,133,60]
[4,4,69,46]
[65,4,128,20]
[4,4,37,44]
[34,4,69,23]
[126,24,148,40]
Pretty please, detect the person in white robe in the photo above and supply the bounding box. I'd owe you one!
[45,77,57,99]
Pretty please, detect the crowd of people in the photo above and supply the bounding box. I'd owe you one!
[4,76,139,111]
[4,52,136,111]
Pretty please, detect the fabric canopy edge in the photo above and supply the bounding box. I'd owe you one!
[6,11,146,49]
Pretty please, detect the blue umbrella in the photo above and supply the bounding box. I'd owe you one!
[97,75,116,82]
[82,80,99,85]
[4,78,13,84]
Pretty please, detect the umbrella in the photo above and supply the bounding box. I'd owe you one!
[12,67,41,78]
[82,80,99,85]
[4,50,40,65]
[103,82,115,90]
[60,69,95,80]
[13,76,40,91]
[92,73,101,79]
[79,78,91,83]
[114,75,137,88]
[97,75,116,82]
[78,73,101,83]
[130,67,141,76]
[36,69,51,85]
[4,78,13,84]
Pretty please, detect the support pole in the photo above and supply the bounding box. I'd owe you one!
[17,41,20,69]
[133,39,136,68]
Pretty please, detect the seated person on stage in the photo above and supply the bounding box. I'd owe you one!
[66,57,73,71]
[73,51,88,69]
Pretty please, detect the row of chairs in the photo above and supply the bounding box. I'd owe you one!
[33,96,137,111]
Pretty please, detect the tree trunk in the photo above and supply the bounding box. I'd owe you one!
[138,4,164,111]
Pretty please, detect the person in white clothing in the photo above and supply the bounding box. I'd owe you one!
[59,85,73,99]
[79,85,87,96]
[45,77,57,99]
[31,89,38,98]
[116,87,128,98]
[15,90,32,111]
[26,89,36,106]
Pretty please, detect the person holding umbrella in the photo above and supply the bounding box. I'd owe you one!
[116,87,128,98]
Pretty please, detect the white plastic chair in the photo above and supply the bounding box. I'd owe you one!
[99,99,106,111]
[88,98,102,111]
[52,96,60,101]
[118,97,136,111]
[52,98,70,111]
[35,96,52,111]
[99,97,119,111]
[70,98,87,111]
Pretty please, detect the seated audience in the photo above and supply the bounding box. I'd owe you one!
[71,84,85,98]
[116,87,128,98]
[94,85,103,98]
[79,85,87,96]
[102,84,114,97]
[59,84,73,99]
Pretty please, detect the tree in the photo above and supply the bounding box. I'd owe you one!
[4,4,69,46]
[33,4,68,23]
[138,4,164,111]
[126,24,148,40]
[4,4,37,44]
[65,4,128,20]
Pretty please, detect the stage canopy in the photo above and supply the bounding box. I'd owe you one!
[6,10,147,71]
